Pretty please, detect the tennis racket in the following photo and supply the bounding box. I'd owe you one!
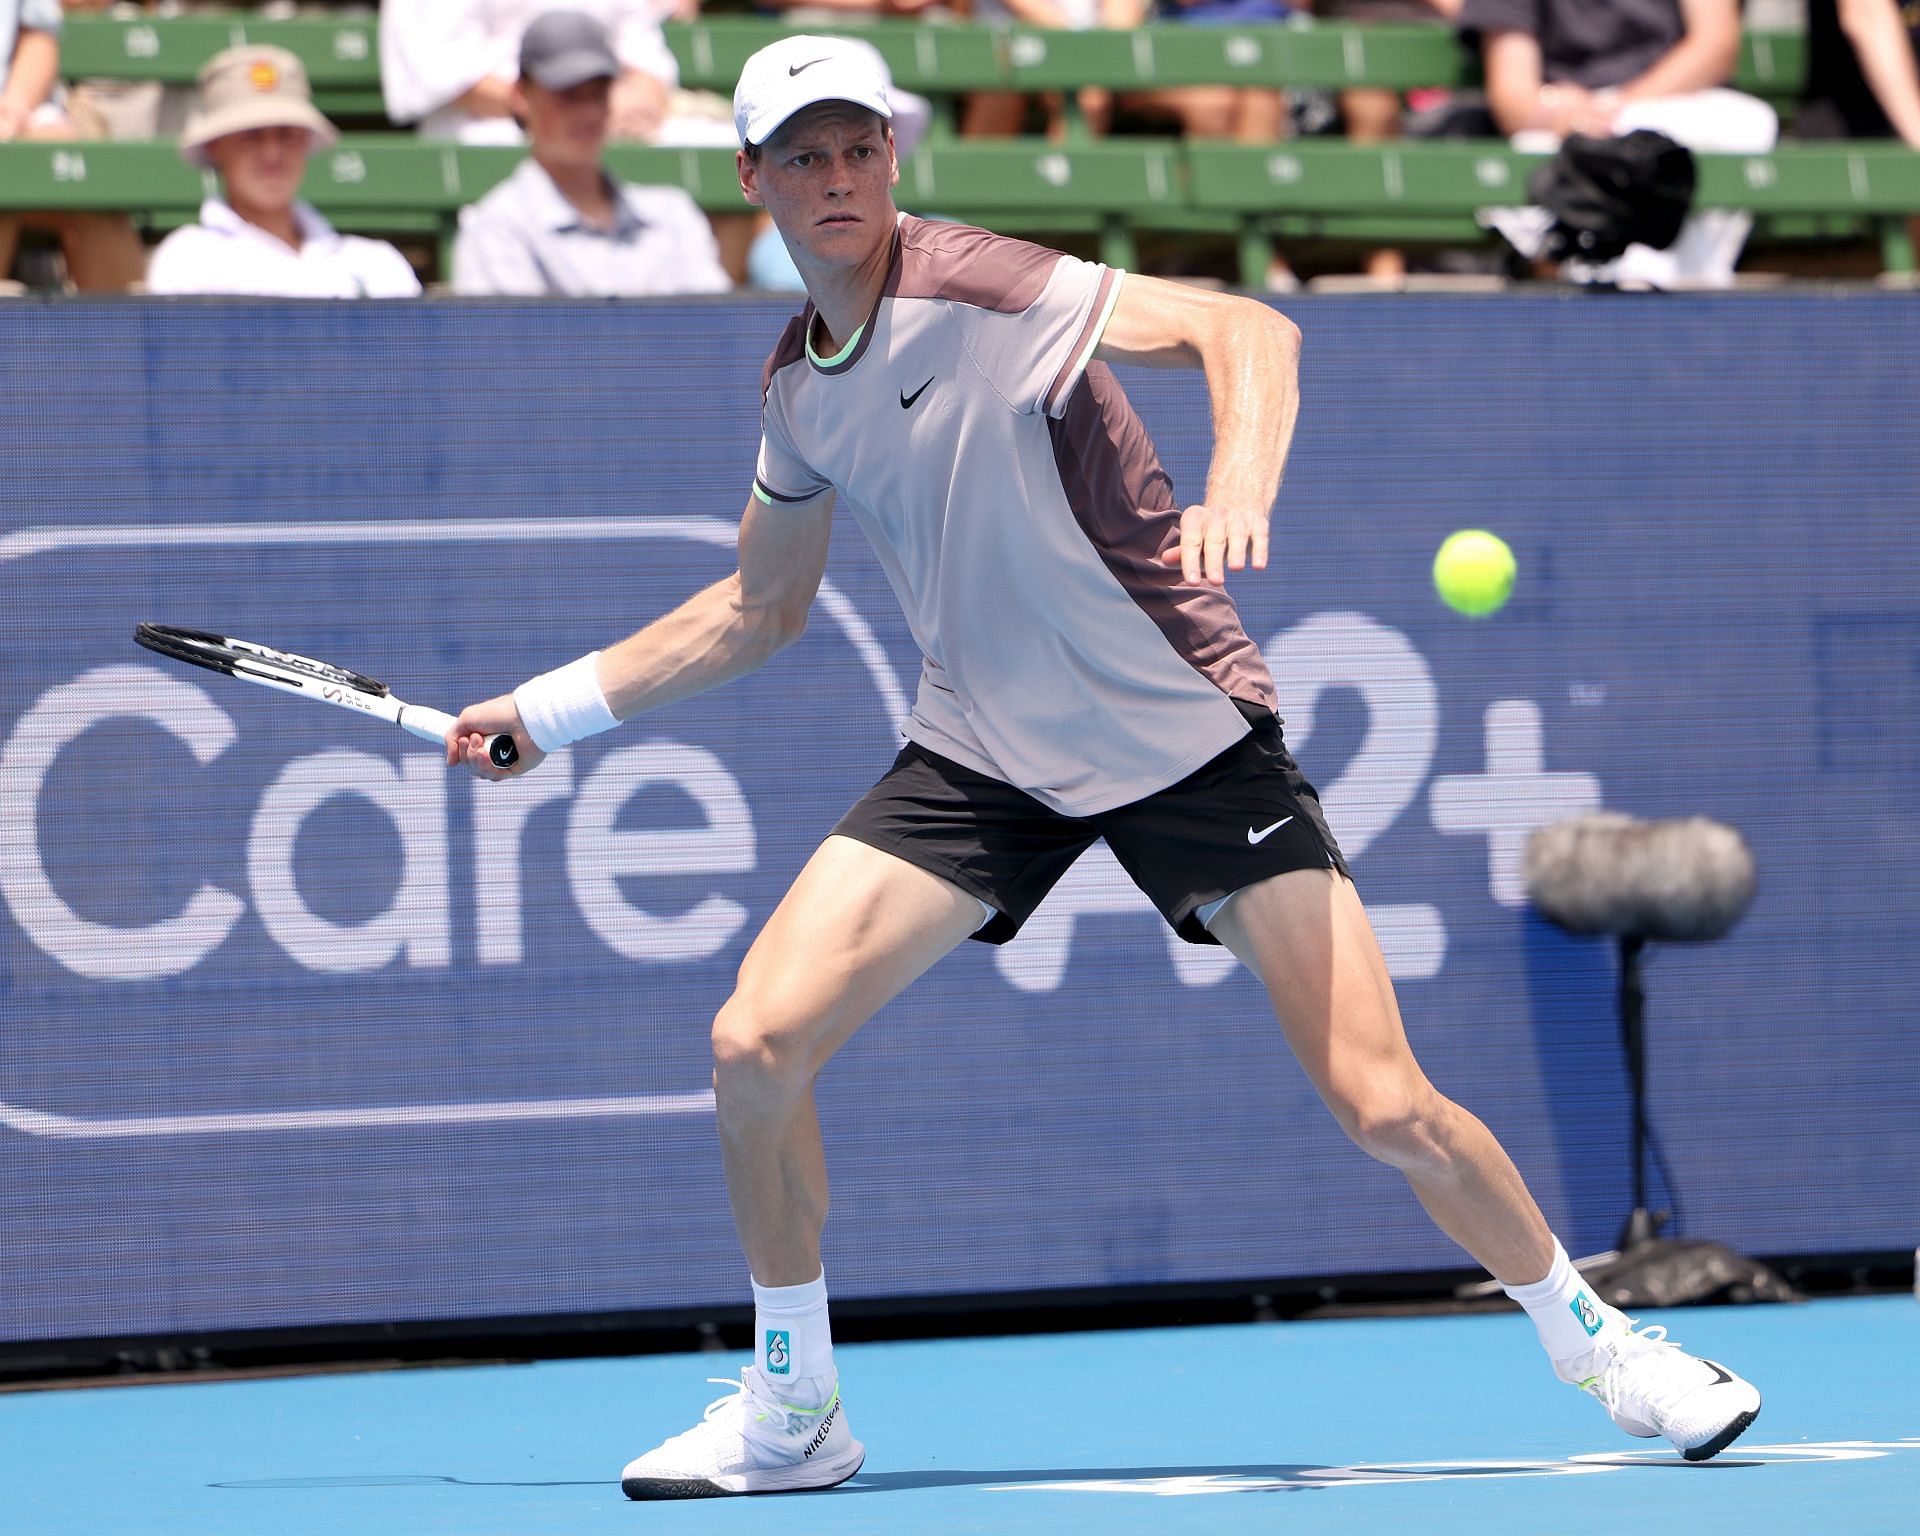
[134,623,518,768]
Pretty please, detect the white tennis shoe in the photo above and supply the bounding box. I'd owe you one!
[1560,1319,1761,1461]
[620,1368,864,1499]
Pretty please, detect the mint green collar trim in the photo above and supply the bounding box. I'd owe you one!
[807,320,864,368]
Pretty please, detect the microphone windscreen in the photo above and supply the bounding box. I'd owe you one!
[1525,813,1756,942]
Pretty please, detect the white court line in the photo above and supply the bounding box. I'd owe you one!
[987,1440,1920,1497]
[0,1091,716,1139]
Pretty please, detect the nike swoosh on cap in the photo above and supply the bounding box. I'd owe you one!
[788,58,831,76]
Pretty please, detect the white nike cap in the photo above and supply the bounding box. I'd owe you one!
[733,34,893,149]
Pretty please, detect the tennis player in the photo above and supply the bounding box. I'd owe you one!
[449,34,1762,1499]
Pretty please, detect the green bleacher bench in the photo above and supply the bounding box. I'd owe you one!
[57,16,1809,116]
[4,135,1911,283]
[669,17,1006,97]
[1187,140,1920,279]
[59,15,385,117]
[1184,139,1920,217]
[16,15,1912,283]
[998,22,1472,92]
[0,137,1175,270]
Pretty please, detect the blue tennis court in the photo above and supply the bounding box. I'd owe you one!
[10,1295,1915,1536]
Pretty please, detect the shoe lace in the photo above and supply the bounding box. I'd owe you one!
[699,1370,836,1437]
[1589,1321,1697,1421]
[700,1372,796,1434]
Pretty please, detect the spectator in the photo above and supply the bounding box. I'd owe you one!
[1801,0,1920,272]
[959,0,1286,142]
[60,0,192,142]
[452,10,730,295]
[962,0,1142,139]
[146,46,421,297]
[1123,0,1289,141]
[756,0,951,19]
[1800,0,1920,146]
[381,0,678,144]
[1460,0,1778,287]
[0,0,145,290]
[1316,0,1462,281]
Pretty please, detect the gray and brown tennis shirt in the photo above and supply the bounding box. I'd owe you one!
[754,214,1277,817]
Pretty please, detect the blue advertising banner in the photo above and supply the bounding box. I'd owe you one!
[2,295,1916,1344]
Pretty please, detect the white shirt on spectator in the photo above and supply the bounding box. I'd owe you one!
[380,0,678,141]
[147,199,423,297]
[452,156,729,296]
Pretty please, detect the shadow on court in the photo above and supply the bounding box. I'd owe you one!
[842,1460,1762,1492]
[209,1458,1761,1496]
[211,1476,614,1490]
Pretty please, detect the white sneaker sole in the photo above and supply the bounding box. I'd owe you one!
[621,1438,865,1500]
[1676,1379,1762,1463]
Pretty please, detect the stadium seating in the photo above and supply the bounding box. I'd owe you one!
[52,17,1807,112]
[17,17,1915,284]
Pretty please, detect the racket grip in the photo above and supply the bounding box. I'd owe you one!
[401,707,519,768]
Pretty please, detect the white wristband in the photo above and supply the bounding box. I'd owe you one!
[513,652,618,754]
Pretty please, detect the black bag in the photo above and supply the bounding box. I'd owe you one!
[1529,129,1697,263]
[1578,1239,1803,1309]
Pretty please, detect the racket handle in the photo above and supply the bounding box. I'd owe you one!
[400,707,520,769]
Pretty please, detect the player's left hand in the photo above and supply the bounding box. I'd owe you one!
[1162,501,1269,587]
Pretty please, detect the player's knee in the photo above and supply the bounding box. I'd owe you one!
[1339,1087,1447,1172]
[710,997,813,1110]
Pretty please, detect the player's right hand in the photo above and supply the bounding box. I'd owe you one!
[446,693,544,781]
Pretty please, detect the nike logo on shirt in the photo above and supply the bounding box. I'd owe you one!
[1247,816,1294,844]
[788,58,830,75]
[900,377,934,409]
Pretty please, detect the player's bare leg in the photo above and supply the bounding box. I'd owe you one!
[620,835,983,1499]
[1209,867,1553,1283]
[711,835,985,1285]
[1210,868,1760,1459]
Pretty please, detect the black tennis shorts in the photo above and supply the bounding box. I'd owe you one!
[831,701,1351,946]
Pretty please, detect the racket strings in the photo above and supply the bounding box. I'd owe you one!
[135,623,389,697]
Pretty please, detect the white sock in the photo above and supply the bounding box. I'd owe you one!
[1503,1239,1623,1364]
[751,1271,836,1403]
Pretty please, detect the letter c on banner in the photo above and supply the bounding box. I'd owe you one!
[0,664,244,981]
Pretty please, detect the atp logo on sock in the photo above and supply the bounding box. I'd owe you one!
[1570,1293,1603,1337]
[765,1329,792,1375]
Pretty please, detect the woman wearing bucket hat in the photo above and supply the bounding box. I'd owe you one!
[146,45,420,296]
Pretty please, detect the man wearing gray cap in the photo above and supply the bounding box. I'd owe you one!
[147,45,419,296]
[450,32,1761,1499]
[452,10,728,297]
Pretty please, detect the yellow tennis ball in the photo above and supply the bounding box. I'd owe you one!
[1433,529,1516,617]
